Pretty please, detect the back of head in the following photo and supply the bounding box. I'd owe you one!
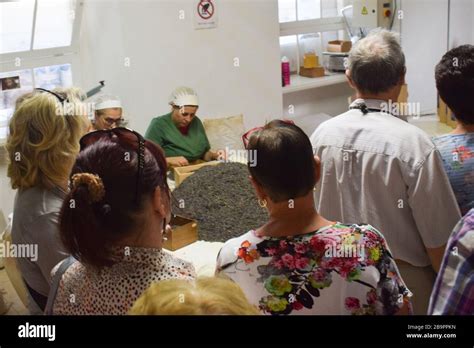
[60,136,169,267]
[7,88,89,189]
[347,28,406,94]
[435,44,474,125]
[15,91,35,109]
[128,277,260,315]
[247,120,316,203]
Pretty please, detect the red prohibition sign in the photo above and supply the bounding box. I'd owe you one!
[197,0,214,20]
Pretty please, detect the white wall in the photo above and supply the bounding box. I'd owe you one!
[78,0,283,133]
[401,0,449,114]
[449,0,474,48]
[400,0,473,114]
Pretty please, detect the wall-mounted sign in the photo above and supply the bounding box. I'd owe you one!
[194,0,217,30]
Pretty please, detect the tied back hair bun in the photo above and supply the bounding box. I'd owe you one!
[71,173,105,203]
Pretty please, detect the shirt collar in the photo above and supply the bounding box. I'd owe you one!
[349,98,408,121]
[51,185,68,199]
[350,98,389,112]
[108,245,166,265]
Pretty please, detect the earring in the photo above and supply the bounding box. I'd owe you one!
[258,198,267,208]
[161,220,168,241]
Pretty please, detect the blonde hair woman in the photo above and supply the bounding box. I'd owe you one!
[7,88,89,313]
[129,277,260,315]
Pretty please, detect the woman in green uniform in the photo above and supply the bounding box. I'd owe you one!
[145,87,219,167]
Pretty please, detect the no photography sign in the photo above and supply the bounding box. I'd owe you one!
[195,0,217,29]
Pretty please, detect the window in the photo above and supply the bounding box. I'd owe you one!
[0,0,83,144]
[278,0,349,75]
[0,64,72,143]
[0,0,36,54]
[33,0,77,50]
[34,63,73,89]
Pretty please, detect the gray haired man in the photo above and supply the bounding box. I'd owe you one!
[310,29,460,314]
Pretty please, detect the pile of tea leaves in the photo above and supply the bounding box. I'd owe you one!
[171,162,268,242]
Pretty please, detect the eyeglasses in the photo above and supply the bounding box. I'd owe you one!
[103,117,125,127]
[35,88,69,104]
[79,127,145,203]
[241,119,295,148]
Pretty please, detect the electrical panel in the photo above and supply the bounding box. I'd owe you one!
[352,0,394,29]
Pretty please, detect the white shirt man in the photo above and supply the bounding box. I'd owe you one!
[310,29,461,314]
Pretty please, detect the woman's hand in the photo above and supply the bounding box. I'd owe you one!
[203,150,227,162]
[203,150,220,162]
[167,156,189,167]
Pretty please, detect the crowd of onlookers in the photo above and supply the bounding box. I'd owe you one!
[5,29,473,315]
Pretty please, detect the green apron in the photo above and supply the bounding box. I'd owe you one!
[145,112,211,162]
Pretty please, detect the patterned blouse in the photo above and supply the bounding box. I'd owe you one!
[52,246,196,315]
[433,133,474,215]
[216,223,411,315]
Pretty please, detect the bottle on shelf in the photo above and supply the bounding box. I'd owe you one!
[281,56,290,87]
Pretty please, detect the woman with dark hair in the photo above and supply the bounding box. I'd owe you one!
[48,128,195,315]
[216,120,411,315]
[432,45,474,216]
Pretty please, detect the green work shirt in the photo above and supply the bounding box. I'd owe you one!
[145,112,211,162]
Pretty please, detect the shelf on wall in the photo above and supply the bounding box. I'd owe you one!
[282,73,348,94]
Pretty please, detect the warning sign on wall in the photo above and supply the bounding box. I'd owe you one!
[194,0,217,30]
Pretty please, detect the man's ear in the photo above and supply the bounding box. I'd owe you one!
[313,155,321,183]
[249,175,266,200]
[345,70,356,89]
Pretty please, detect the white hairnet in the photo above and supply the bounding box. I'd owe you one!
[169,86,199,107]
[94,94,122,110]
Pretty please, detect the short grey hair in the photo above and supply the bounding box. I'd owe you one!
[347,28,406,94]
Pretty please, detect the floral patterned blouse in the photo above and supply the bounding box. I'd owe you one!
[216,223,411,315]
[52,246,196,315]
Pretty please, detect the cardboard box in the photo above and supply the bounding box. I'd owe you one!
[438,95,448,124]
[327,40,352,53]
[299,66,325,78]
[398,84,408,104]
[446,110,457,128]
[163,215,198,251]
[173,161,221,187]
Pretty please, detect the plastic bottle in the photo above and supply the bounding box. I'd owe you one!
[281,56,290,87]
